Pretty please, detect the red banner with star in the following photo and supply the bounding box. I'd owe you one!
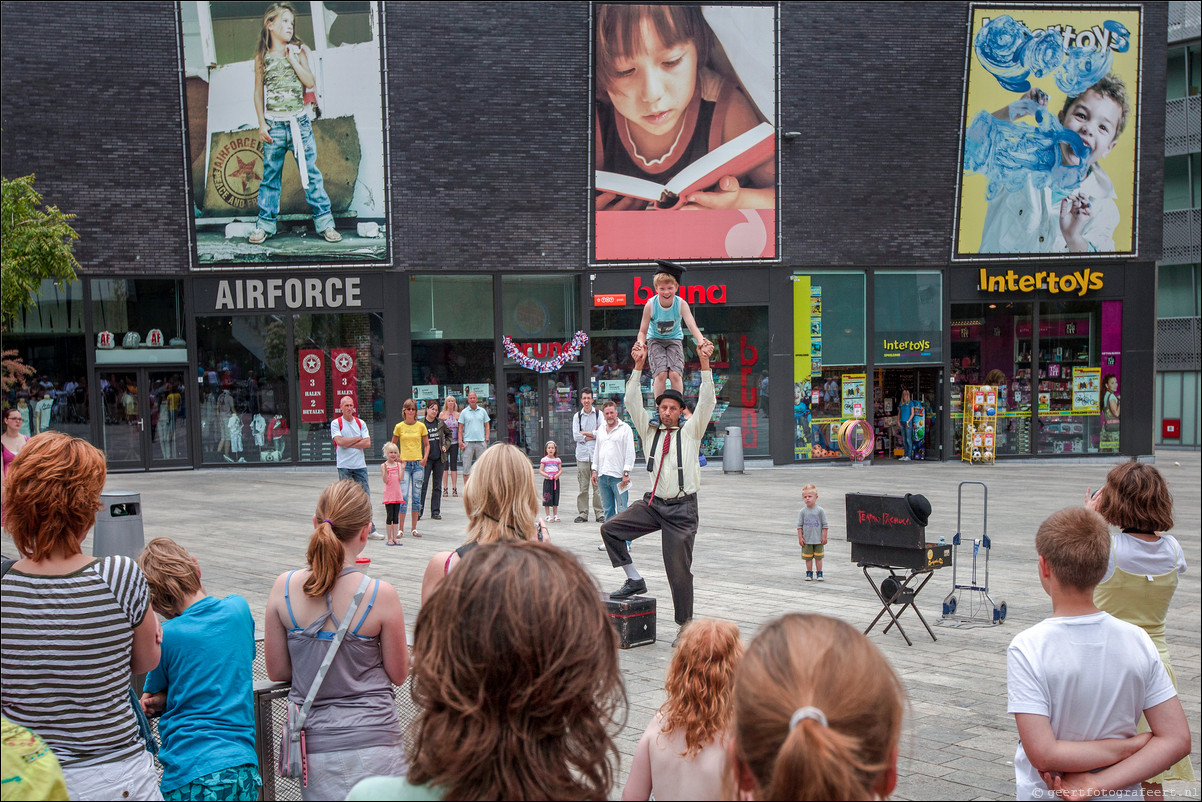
[331,348,358,408]
[299,349,327,423]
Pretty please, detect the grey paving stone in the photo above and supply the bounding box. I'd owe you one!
[5,451,1198,801]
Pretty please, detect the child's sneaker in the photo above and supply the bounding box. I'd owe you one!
[649,411,661,428]
[805,571,814,581]
[816,571,824,581]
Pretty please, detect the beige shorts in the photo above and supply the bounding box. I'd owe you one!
[648,338,684,378]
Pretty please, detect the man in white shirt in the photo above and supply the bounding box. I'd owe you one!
[591,400,635,523]
[601,340,716,630]
[572,390,603,523]
[330,395,382,539]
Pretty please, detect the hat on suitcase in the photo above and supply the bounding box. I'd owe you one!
[905,493,931,527]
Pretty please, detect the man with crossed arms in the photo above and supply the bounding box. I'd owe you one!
[601,339,715,631]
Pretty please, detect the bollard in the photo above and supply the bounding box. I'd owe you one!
[93,491,145,559]
[722,426,744,474]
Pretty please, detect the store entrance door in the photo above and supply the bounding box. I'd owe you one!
[874,367,942,461]
[97,367,191,470]
[505,369,587,463]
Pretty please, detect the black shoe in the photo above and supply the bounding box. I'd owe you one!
[610,578,647,599]
[431,513,441,520]
[574,514,588,523]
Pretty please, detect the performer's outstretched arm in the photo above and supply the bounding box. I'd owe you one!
[626,341,651,442]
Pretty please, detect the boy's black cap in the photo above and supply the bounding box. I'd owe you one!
[905,493,931,527]
[655,388,686,409]
[654,260,686,282]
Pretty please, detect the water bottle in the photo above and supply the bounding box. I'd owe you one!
[939,536,946,546]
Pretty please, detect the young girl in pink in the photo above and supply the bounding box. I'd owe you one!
[539,441,563,522]
[380,443,405,545]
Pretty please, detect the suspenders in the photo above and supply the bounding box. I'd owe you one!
[645,427,685,497]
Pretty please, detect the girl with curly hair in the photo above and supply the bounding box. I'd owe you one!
[1087,460,1194,792]
[622,618,743,800]
[349,541,624,800]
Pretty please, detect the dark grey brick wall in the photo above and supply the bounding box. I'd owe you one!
[0,1,1168,274]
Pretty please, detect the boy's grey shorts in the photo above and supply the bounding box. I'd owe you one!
[648,338,684,378]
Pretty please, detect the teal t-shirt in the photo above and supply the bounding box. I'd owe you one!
[459,405,490,442]
[143,595,257,792]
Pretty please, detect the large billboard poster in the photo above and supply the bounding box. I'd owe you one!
[954,5,1141,260]
[181,1,388,267]
[591,3,778,263]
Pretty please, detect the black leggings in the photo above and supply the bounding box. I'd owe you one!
[385,502,402,525]
[444,444,460,473]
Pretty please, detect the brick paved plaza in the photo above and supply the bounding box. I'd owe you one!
[8,452,1198,800]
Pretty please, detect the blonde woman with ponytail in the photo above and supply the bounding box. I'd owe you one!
[265,480,410,800]
[730,614,904,801]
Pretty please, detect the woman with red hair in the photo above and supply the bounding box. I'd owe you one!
[0,432,163,800]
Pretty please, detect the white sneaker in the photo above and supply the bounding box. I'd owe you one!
[368,530,385,541]
[900,456,910,461]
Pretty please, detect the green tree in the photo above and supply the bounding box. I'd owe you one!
[2,174,80,325]
[1,174,81,391]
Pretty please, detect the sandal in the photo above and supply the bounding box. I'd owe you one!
[452,489,458,497]
[248,228,268,245]
[412,529,422,538]
[321,227,342,243]
[443,489,449,497]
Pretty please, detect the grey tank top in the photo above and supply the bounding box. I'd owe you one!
[284,567,402,753]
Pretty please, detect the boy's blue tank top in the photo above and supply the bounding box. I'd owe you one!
[649,295,683,340]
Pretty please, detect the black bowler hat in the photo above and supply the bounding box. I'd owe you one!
[655,388,686,408]
[654,260,687,282]
[905,493,932,527]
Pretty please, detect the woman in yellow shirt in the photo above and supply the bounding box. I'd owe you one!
[392,400,429,538]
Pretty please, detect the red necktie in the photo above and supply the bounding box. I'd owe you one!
[651,429,672,498]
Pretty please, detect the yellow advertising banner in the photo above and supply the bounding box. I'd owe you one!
[955,5,1141,259]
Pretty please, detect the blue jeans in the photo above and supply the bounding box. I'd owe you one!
[598,474,629,522]
[901,421,915,458]
[400,462,424,516]
[257,115,334,235]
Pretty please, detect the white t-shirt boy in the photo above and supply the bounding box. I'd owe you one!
[1006,611,1176,800]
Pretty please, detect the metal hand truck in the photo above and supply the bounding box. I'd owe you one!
[941,481,1007,624]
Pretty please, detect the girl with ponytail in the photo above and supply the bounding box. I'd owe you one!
[730,614,904,801]
[265,479,410,800]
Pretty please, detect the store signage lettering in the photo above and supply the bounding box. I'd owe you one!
[512,341,574,359]
[740,335,759,449]
[213,277,362,311]
[299,349,327,423]
[593,294,627,307]
[882,339,931,352]
[978,268,1103,296]
[633,277,727,305]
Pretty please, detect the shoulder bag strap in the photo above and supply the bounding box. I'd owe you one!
[294,573,371,730]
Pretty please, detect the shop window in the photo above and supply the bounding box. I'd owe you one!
[295,312,385,462]
[92,279,187,360]
[950,303,1033,458]
[588,305,770,458]
[502,275,578,341]
[791,272,865,461]
[3,279,89,439]
[196,316,291,464]
[873,272,943,365]
[410,275,496,420]
[1163,155,1192,211]
[1035,300,1120,456]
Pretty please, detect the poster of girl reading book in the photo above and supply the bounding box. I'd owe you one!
[593,4,777,262]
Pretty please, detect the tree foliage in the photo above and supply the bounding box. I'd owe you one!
[1,174,80,327]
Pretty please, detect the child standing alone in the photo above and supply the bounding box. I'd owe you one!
[539,440,562,522]
[250,2,341,246]
[796,483,828,582]
[380,443,406,545]
[137,538,260,801]
[637,260,711,402]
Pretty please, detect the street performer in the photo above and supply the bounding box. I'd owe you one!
[601,338,716,632]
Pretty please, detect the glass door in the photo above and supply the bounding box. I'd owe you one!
[504,369,586,462]
[97,367,191,470]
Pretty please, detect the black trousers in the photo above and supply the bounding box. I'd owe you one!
[600,492,697,625]
[420,458,442,515]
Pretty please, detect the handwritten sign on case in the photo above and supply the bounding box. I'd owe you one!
[844,493,925,550]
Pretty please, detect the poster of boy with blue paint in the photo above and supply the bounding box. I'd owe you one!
[955,6,1141,258]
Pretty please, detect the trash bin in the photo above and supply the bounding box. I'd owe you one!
[722,426,744,474]
[93,491,144,559]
